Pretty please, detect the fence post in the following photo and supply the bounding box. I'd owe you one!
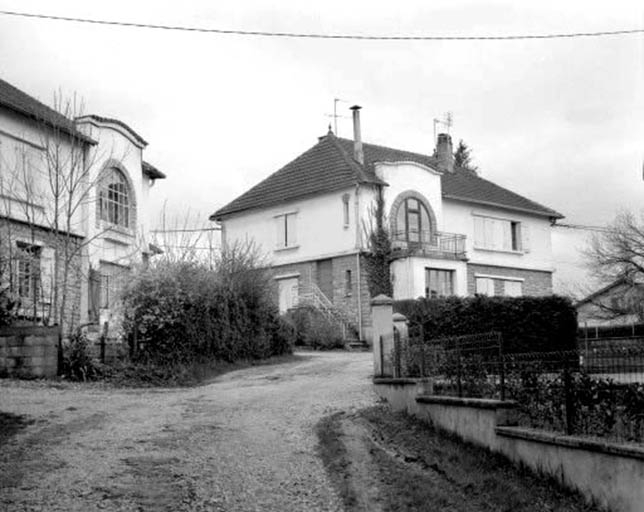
[100,321,108,364]
[371,295,394,378]
[498,333,506,401]
[420,326,426,378]
[393,328,401,377]
[563,354,575,435]
[456,338,463,398]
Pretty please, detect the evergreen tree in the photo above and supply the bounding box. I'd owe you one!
[454,140,478,174]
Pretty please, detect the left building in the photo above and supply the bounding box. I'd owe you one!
[0,77,166,333]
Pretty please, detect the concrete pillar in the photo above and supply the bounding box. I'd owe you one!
[371,294,393,377]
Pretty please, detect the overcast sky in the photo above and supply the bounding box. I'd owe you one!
[0,0,642,294]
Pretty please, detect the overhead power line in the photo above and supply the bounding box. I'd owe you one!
[0,10,642,41]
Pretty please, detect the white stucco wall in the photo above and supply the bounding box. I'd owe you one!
[391,257,468,300]
[442,200,554,272]
[76,118,153,271]
[0,109,85,235]
[374,161,444,231]
[222,187,362,265]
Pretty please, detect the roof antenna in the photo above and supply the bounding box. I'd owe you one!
[433,111,453,145]
[325,98,350,136]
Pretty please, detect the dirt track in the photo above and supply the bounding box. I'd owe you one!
[0,352,375,512]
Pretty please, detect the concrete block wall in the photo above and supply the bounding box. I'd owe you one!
[466,263,553,296]
[0,325,60,378]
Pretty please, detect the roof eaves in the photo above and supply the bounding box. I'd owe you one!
[1,101,97,145]
[78,114,148,147]
[142,161,167,180]
[442,194,564,220]
[575,278,630,306]
[210,181,362,221]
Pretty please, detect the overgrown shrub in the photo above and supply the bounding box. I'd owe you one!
[283,307,345,350]
[121,245,293,365]
[62,328,102,381]
[395,295,578,353]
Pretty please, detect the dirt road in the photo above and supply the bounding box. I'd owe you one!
[1,352,376,512]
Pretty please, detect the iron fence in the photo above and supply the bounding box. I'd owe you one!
[392,329,644,443]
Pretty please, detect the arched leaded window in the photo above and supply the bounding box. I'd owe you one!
[391,192,435,244]
[99,168,130,228]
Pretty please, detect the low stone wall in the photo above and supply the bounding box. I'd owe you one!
[375,379,644,512]
[0,325,60,378]
[373,378,433,415]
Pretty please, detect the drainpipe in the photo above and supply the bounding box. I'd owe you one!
[354,183,363,341]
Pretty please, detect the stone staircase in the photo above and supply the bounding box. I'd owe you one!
[298,283,367,349]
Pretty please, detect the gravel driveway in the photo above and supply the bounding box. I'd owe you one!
[0,351,376,512]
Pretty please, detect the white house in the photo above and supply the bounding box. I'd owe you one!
[211,106,562,342]
[0,77,165,332]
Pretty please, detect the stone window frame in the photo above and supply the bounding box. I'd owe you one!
[95,159,137,236]
[389,190,437,244]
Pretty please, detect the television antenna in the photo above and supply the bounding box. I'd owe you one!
[433,111,453,143]
[325,98,351,136]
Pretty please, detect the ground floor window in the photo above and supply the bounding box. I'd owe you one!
[15,242,41,300]
[475,276,523,297]
[98,261,130,310]
[425,268,454,298]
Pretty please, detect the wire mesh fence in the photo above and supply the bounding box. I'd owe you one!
[390,328,644,444]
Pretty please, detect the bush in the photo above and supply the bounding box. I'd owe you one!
[395,295,578,353]
[283,307,345,350]
[62,328,102,381]
[121,246,293,366]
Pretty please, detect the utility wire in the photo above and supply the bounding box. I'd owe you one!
[0,10,642,41]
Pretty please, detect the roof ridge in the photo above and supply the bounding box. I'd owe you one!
[326,133,374,184]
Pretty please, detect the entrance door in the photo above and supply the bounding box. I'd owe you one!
[316,259,333,300]
[277,277,299,314]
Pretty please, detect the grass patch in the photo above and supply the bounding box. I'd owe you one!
[316,405,605,512]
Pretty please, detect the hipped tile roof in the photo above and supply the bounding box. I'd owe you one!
[212,132,563,221]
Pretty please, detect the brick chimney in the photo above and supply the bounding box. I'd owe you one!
[350,105,364,165]
[435,133,454,172]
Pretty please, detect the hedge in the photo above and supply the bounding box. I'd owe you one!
[394,295,578,353]
[121,258,294,365]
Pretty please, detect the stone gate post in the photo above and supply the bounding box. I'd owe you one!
[371,294,393,377]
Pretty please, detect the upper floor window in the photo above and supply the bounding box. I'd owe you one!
[394,196,433,244]
[275,212,297,249]
[342,194,350,228]
[473,215,527,252]
[99,168,130,228]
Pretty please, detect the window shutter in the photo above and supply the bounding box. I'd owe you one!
[473,217,484,247]
[288,214,297,245]
[40,247,55,304]
[522,224,531,253]
[275,216,285,248]
[501,221,512,251]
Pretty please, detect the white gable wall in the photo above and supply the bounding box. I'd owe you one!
[222,187,361,265]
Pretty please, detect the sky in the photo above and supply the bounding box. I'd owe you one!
[0,0,642,295]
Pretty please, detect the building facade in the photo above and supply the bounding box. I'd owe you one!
[211,107,562,342]
[0,78,165,333]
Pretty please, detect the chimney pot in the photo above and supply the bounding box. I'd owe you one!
[350,105,364,165]
[435,133,454,172]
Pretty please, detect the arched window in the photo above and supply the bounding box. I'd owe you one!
[391,193,435,244]
[99,168,130,228]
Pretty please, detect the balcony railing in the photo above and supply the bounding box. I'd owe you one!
[391,230,467,260]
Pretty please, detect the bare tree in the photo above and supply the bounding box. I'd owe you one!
[0,91,128,332]
[584,210,644,320]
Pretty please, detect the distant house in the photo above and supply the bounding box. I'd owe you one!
[0,77,166,332]
[210,106,563,342]
[576,278,644,327]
